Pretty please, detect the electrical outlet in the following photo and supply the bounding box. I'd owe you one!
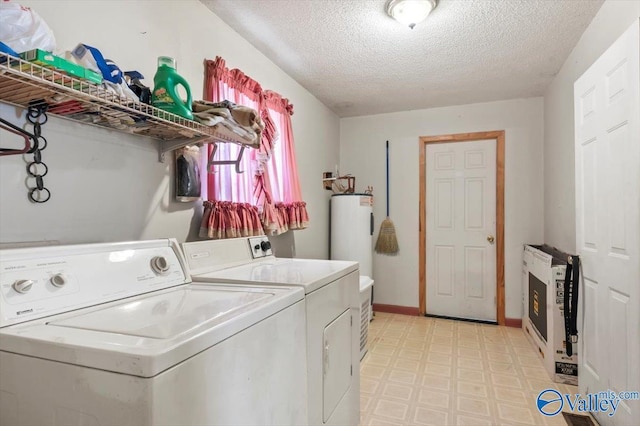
[248,236,273,258]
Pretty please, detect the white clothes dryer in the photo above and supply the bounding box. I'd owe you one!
[0,239,307,426]
[182,236,360,426]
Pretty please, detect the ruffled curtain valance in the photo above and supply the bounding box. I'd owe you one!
[206,57,263,102]
[272,202,310,233]
[199,201,263,240]
[263,90,294,115]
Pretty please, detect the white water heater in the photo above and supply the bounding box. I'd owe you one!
[331,193,375,359]
[330,194,373,276]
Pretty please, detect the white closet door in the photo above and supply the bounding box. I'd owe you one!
[574,19,640,426]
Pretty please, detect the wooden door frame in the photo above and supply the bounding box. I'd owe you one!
[419,131,505,325]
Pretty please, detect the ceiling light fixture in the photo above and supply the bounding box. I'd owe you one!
[386,0,437,29]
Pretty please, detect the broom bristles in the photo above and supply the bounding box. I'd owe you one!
[375,217,399,255]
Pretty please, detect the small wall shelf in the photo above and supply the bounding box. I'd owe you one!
[0,52,258,162]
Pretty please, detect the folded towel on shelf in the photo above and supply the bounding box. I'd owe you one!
[192,102,232,117]
[192,112,225,127]
[210,100,263,127]
[231,106,264,131]
[218,119,256,141]
[193,100,264,130]
[192,100,264,144]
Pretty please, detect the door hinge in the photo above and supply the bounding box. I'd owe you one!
[351,315,353,326]
[351,365,353,376]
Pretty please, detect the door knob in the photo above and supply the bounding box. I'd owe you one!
[487,235,495,244]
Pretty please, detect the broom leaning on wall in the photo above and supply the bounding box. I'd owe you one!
[375,140,399,255]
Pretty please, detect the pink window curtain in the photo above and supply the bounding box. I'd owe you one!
[199,57,273,239]
[262,90,309,234]
[204,57,272,204]
[200,56,308,238]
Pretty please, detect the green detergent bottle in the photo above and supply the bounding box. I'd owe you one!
[152,56,193,120]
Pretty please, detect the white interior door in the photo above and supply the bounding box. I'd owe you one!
[575,20,640,426]
[426,140,497,321]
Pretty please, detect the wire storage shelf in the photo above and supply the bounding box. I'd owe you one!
[0,52,258,160]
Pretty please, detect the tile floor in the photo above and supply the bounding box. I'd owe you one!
[359,312,578,426]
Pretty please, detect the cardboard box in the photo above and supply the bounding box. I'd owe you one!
[55,57,85,79]
[522,245,578,385]
[18,49,57,70]
[19,49,92,82]
[84,69,102,84]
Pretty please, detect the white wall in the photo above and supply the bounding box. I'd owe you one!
[340,98,544,319]
[0,0,339,259]
[544,0,640,253]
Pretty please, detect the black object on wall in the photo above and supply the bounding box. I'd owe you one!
[175,145,201,202]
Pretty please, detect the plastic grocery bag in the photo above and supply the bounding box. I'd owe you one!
[0,1,56,53]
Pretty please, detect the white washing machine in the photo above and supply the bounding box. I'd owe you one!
[0,239,307,426]
[182,236,360,426]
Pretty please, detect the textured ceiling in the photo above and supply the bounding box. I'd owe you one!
[201,0,603,117]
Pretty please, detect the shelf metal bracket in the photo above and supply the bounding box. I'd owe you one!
[158,136,211,162]
[207,142,245,174]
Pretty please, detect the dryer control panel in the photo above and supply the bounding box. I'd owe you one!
[0,239,188,327]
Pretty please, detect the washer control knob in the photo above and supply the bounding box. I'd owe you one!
[13,279,34,294]
[50,274,67,287]
[260,241,271,252]
[151,256,170,275]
